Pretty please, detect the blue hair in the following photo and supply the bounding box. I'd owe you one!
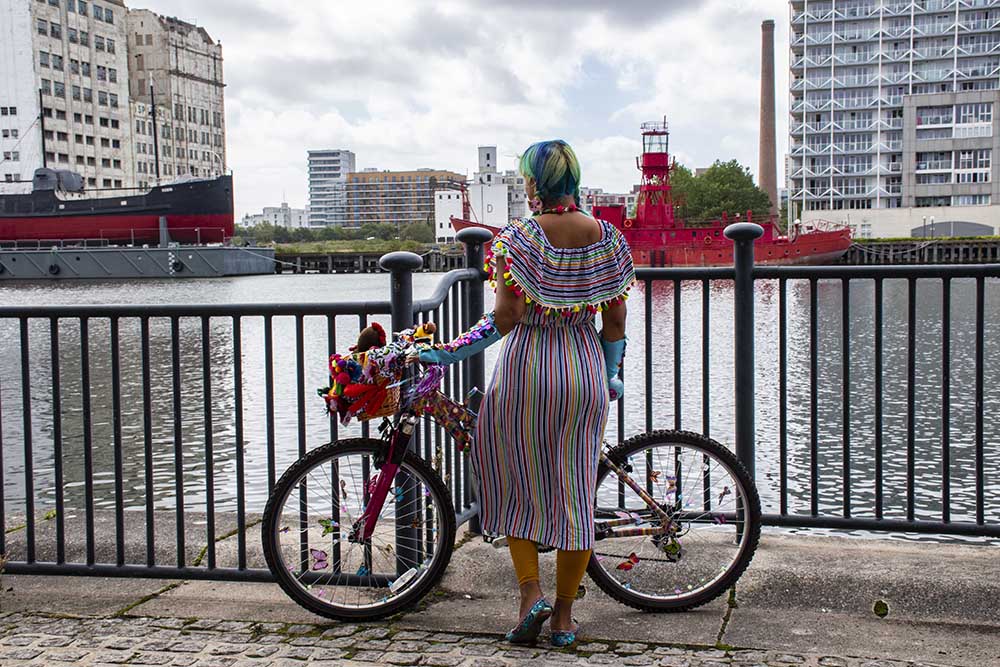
[518,140,581,207]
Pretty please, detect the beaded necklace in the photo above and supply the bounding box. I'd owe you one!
[532,204,579,216]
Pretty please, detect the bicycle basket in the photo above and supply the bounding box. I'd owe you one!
[320,349,405,424]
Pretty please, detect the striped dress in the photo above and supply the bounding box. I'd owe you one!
[473,216,635,551]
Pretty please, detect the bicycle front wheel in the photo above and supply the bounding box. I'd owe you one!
[261,438,456,621]
[587,430,760,612]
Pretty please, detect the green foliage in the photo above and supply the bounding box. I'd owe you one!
[399,222,435,243]
[670,160,773,222]
[360,223,398,240]
[274,239,425,254]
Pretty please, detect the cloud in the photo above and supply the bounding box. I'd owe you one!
[135,0,789,219]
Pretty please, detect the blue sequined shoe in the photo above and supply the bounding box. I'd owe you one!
[504,598,553,644]
[549,619,580,648]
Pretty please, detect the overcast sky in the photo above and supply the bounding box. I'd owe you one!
[138,0,789,219]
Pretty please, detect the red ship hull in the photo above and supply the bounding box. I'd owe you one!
[450,216,851,267]
[0,175,234,244]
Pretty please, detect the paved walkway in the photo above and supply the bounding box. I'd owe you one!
[1,531,997,666]
[0,610,948,667]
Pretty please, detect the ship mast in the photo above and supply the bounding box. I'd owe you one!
[150,79,161,184]
[38,89,48,169]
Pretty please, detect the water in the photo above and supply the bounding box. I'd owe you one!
[1,273,998,541]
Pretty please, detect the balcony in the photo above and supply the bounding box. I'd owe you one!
[882,1,912,15]
[913,45,955,58]
[883,140,904,150]
[836,119,876,130]
[834,143,875,153]
[889,162,904,172]
[916,114,954,125]
[917,0,958,10]
[914,22,956,36]
[916,68,954,81]
[882,49,911,61]
[917,159,953,170]
[957,63,1000,77]
[959,18,998,31]
[886,183,903,194]
[958,40,1000,54]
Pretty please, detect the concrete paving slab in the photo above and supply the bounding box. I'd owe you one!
[394,535,727,646]
[0,574,173,617]
[723,606,999,666]
[735,531,1000,625]
[127,579,335,624]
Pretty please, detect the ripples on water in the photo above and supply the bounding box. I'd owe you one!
[1,273,998,543]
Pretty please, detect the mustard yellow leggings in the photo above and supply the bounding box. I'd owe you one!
[507,536,591,604]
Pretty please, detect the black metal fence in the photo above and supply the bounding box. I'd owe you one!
[1,224,997,583]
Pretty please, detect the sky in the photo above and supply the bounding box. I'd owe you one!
[138,0,790,220]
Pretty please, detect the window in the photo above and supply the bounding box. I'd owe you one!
[78,0,86,15]
[104,7,113,23]
[85,135,93,145]
[114,179,122,187]
[111,138,119,148]
[95,36,105,51]
[135,119,143,134]
[56,109,66,120]
[92,5,102,20]
[97,90,107,106]
[174,103,183,120]
[70,59,79,74]
[67,0,73,11]
[97,65,106,81]
[137,78,145,91]
[73,112,81,122]
[113,159,120,169]
[83,87,92,102]
[958,149,975,169]
[37,19,47,35]
[50,22,61,39]
[85,114,93,124]
[106,38,115,54]
[954,194,991,205]
[71,85,81,100]
[102,178,111,187]
[978,149,992,169]
[56,131,67,141]
[51,54,63,69]
[134,32,142,45]
[68,28,78,43]
[39,51,50,68]
[101,158,110,167]
[213,111,222,127]
[99,117,108,127]
[188,107,195,122]
[76,156,85,165]
[145,34,152,45]
[108,68,117,83]
[48,0,58,6]
[109,93,117,108]
[111,119,118,129]
[81,62,90,77]
[79,31,88,47]
[100,137,108,147]
[40,79,52,95]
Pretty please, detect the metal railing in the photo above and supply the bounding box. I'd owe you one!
[1,225,997,585]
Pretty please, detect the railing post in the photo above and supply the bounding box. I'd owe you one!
[379,250,423,575]
[456,226,492,535]
[724,222,764,481]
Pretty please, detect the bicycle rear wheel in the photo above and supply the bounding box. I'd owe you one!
[587,430,760,612]
[262,438,456,621]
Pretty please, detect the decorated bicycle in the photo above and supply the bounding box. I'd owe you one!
[261,317,760,621]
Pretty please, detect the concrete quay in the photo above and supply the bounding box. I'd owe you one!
[0,529,997,666]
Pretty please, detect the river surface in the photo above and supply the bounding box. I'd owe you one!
[1,273,998,543]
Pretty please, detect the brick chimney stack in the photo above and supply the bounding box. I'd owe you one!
[759,19,778,218]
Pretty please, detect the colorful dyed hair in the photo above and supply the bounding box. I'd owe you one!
[518,140,581,207]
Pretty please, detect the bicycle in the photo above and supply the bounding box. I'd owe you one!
[261,324,761,621]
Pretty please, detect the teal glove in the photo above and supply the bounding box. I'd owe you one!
[600,335,626,401]
[418,312,502,365]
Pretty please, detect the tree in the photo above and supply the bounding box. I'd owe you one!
[400,222,434,243]
[668,160,773,222]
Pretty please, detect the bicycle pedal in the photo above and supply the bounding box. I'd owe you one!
[490,536,508,549]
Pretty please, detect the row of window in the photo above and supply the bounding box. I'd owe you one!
[916,171,991,184]
[0,107,17,116]
[171,103,223,129]
[42,106,120,130]
[38,0,114,23]
[36,18,117,52]
[916,195,992,207]
[41,79,119,107]
[3,174,22,182]
[43,130,121,150]
[41,51,118,83]
[916,148,992,170]
[2,151,21,161]
[915,102,993,125]
[1,129,19,139]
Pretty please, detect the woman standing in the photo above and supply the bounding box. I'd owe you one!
[421,139,633,646]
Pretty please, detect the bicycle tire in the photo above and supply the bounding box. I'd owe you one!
[262,438,457,621]
[586,430,761,612]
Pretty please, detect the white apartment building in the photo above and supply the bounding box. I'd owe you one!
[580,186,638,214]
[308,149,355,226]
[789,0,1000,237]
[0,0,133,192]
[243,202,309,229]
[127,9,225,185]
